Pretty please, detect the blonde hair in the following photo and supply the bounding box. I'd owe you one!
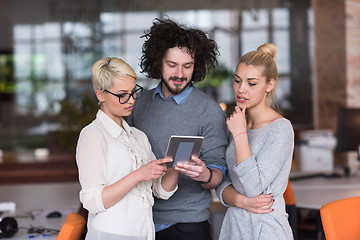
[239,43,278,107]
[91,57,137,92]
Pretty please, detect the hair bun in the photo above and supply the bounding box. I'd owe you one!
[257,43,277,61]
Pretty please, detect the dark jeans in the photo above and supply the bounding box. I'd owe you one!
[155,221,212,240]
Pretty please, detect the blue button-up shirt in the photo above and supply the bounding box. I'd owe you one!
[152,82,194,105]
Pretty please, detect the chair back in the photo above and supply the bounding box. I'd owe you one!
[284,180,296,205]
[320,196,360,240]
[56,213,86,240]
[284,180,298,240]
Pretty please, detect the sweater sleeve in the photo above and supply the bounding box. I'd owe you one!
[215,172,232,207]
[234,121,294,197]
[199,103,229,168]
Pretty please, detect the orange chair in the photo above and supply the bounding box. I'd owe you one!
[56,213,86,240]
[284,180,298,240]
[320,196,360,240]
[284,180,296,206]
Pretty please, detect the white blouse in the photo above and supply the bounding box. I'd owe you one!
[76,110,177,240]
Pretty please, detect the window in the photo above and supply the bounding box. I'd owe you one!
[0,3,312,161]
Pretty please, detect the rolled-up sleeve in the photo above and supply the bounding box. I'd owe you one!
[199,107,228,168]
[76,126,107,214]
[152,177,178,200]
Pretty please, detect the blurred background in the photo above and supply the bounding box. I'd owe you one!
[0,0,359,182]
[1,1,360,239]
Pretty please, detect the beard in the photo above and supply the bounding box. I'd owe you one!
[162,76,189,95]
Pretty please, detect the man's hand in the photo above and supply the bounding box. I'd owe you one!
[174,156,211,182]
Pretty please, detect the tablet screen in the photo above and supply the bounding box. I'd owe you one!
[165,135,204,168]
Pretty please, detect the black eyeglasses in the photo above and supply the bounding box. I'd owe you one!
[104,84,143,104]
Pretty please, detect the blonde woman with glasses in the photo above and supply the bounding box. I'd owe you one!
[76,57,178,240]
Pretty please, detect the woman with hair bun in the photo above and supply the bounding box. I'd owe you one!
[216,43,294,239]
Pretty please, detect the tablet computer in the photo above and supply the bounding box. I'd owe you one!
[165,135,204,168]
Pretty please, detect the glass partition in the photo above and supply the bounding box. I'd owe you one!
[0,1,313,174]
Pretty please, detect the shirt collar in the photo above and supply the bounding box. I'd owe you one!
[96,109,132,138]
[152,82,193,105]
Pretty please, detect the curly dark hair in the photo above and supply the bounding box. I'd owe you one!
[140,17,219,83]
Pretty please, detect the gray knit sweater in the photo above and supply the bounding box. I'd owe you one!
[216,118,294,240]
[128,87,228,224]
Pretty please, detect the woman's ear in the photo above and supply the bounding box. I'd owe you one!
[95,90,105,103]
[266,79,276,93]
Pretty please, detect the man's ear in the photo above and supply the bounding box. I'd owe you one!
[95,90,105,103]
[266,79,276,93]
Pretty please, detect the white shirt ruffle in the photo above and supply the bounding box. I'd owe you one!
[76,110,177,240]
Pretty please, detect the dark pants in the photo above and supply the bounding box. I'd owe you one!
[155,221,212,240]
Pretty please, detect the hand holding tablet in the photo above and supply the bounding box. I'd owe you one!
[165,136,204,168]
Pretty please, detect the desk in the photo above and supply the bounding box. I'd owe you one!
[0,182,81,239]
[290,173,360,240]
[291,173,360,210]
[2,210,71,240]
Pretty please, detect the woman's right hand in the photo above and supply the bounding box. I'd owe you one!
[223,185,274,213]
[238,193,274,214]
[138,157,172,181]
[227,106,247,136]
